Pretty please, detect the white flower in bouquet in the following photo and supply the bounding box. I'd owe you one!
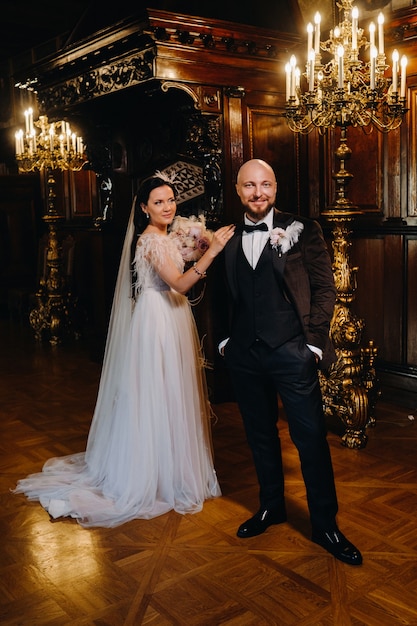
[169,215,213,262]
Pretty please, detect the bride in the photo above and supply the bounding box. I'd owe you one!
[13,172,235,527]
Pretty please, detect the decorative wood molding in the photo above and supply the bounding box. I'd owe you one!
[161,81,200,107]
[14,9,298,115]
[145,9,298,59]
[39,48,155,112]
[147,25,279,59]
[160,82,222,113]
[224,86,246,99]
[387,6,417,43]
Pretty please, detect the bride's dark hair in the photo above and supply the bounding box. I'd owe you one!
[134,174,177,233]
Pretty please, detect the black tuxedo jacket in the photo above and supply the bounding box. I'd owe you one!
[223,209,337,370]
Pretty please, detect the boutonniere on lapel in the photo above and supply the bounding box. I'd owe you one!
[270,221,304,256]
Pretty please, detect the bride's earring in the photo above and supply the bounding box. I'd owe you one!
[145,212,149,219]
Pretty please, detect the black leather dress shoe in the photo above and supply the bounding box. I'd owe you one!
[312,529,363,566]
[237,508,287,538]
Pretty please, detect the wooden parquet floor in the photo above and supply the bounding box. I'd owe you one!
[1,320,417,625]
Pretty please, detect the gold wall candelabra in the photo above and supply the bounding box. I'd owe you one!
[285,0,408,448]
[15,109,86,345]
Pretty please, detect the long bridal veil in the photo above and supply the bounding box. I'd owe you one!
[84,203,136,472]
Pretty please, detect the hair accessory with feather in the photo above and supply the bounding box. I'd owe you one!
[153,169,177,185]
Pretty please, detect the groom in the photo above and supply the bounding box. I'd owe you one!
[220,158,362,566]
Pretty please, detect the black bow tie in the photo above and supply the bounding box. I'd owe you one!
[243,222,269,233]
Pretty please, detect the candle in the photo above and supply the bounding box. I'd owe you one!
[351,7,358,51]
[307,23,313,61]
[24,110,30,134]
[308,49,315,91]
[400,55,407,99]
[76,137,84,155]
[392,49,399,93]
[28,108,33,134]
[49,124,55,152]
[285,62,291,101]
[377,13,384,55]
[18,130,24,155]
[337,45,344,88]
[72,132,76,153]
[314,12,321,55]
[15,130,22,155]
[370,45,377,90]
[317,70,323,102]
[369,22,375,48]
[295,67,300,89]
[290,55,296,99]
[294,67,300,104]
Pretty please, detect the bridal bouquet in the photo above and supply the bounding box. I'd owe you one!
[169,214,213,262]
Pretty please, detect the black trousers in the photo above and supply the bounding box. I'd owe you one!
[225,334,339,532]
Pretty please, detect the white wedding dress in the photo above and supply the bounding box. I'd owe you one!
[14,219,221,528]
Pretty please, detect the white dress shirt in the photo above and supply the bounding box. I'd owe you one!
[242,210,273,268]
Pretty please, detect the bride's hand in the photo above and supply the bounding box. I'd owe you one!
[209,225,235,256]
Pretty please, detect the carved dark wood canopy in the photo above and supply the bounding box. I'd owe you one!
[15,9,300,116]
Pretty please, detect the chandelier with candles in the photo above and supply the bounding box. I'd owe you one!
[14,108,87,345]
[15,108,86,173]
[285,0,408,134]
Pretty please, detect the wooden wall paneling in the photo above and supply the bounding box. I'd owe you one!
[406,236,417,365]
[244,92,301,215]
[385,127,402,221]
[324,126,383,213]
[387,9,417,222]
[381,235,404,364]
[222,88,244,222]
[68,170,98,219]
[39,168,85,221]
[350,235,386,355]
[407,86,417,219]
[307,131,322,219]
[322,131,332,212]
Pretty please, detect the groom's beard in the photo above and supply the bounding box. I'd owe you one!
[244,204,274,223]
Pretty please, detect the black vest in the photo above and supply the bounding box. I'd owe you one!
[231,240,302,350]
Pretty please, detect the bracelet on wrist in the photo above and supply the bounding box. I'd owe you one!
[193,263,207,279]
